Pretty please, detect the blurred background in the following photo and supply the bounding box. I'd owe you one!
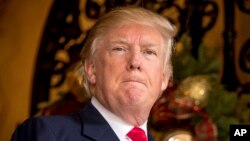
[0,0,250,141]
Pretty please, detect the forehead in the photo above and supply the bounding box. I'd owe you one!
[104,23,164,44]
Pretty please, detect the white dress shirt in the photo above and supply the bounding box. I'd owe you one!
[91,97,148,141]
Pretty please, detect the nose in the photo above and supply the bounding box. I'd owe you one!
[127,50,141,71]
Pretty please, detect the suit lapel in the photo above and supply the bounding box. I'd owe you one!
[79,102,155,141]
[79,102,120,141]
[148,132,155,141]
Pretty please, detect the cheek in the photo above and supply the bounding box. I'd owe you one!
[96,58,125,83]
[147,66,165,88]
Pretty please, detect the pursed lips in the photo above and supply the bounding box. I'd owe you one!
[122,78,146,87]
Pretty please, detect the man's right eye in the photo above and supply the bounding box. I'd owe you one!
[112,47,125,51]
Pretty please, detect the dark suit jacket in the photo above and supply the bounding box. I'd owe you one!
[11,102,155,141]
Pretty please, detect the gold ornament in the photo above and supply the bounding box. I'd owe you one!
[163,130,194,141]
[176,75,211,107]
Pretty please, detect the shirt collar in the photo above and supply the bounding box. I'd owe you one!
[91,97,148,141]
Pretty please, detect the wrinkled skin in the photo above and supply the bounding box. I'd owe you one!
[84,23,171,126]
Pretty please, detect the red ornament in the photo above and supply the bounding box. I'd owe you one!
[194,118,217,141]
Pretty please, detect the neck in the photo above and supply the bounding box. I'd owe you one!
[116,107,150,126]
[91,97,149,126]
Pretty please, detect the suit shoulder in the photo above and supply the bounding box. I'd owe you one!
[11,114,83,141]
[39,114,81,126]
[36,114,82,133]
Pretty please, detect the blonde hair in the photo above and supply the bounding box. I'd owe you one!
[81,6,176,93]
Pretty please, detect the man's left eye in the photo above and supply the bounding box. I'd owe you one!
[112,47,125,51]
[144,50,157,56]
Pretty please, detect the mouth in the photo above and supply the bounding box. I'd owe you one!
[122,79,146,87]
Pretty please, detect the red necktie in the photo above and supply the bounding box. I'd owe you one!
[127,127,147,141]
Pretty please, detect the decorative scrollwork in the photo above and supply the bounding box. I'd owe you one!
[85,0,102,19]
[236,0,250,92]
[239,39,250,73]
[236,0,250,14]
[201,1,218,31]
[31,0,83,115]
[236,0,250,74]
[187,0,218,58]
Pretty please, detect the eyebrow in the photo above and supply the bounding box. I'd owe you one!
[110,39,129,45]
[141,42,159,47]
[110,38,159,46]
[139,39,162,51]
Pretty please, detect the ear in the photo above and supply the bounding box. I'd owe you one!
[161,61,173,91]
[84,59,96,85]
[161,72,170,91]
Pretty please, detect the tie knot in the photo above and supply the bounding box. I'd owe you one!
[127,127,147,141]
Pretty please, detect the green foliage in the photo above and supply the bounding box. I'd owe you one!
[172,34,220,83]
[172,34,240,141]
[206,81,239,141]
[216,116,239,141]
[206,82,238,118]
[235,95,250,123]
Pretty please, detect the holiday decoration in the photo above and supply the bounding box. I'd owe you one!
[150,34,242,141]
[176,75,210,108]
[195,118,218,141]
[163,130,194,141]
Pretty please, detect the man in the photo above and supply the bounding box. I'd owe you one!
[11,6,176,141]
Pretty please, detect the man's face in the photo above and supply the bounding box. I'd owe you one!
[85,23,170,123]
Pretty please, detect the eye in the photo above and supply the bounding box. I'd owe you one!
[143,49,157,56]
[111,46,127,55]
[112,47,125,52]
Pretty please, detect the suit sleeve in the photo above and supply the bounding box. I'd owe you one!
[11,117,57,141]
